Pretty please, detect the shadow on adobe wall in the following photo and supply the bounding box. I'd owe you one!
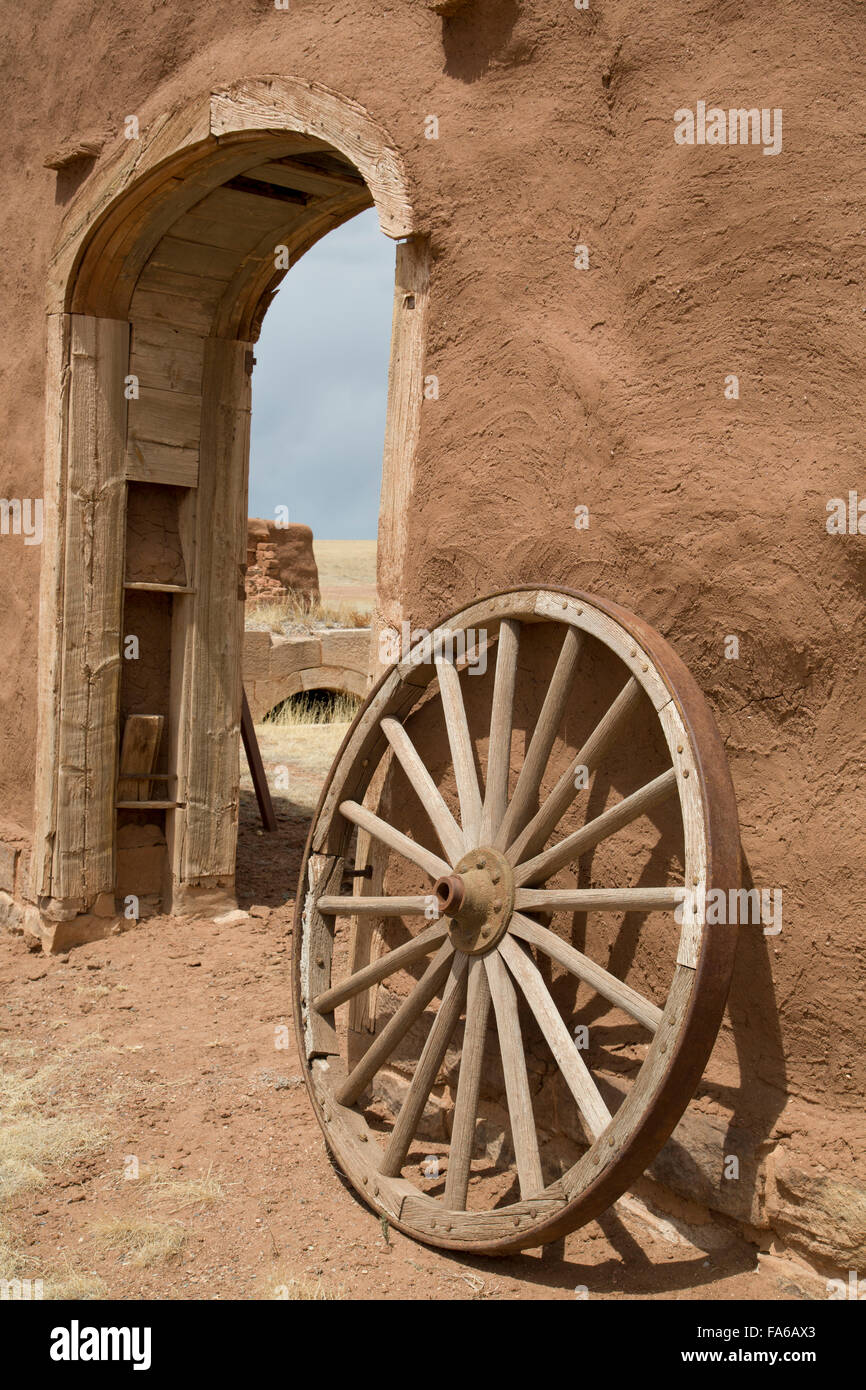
[439,0,522,82]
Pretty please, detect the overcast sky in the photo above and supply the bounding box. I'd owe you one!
[248,208,395,539]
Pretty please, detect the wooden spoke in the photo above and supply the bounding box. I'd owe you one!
[510,913,663,1032]
[312,919,448,1014]
[336,941,455,1106]
[381,717,465,865]
[381,954,469,1177]
[513,767,678,887]
[499,935,611,1139]
[479,618,520,843]
[495,626,582,850]
[484,949,544,1199]
[515,886,682,914]
[435,656,483,845]
[507,677,643,866]
[339,800,450,881]
[317,895,433,916]
[443,957,491,1210]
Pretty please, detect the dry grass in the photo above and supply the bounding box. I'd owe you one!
[90,1215,186,1268]
[264,692,360,729]
[0,1038,110,1201]
[144,1164,224,1211]
[239,690,360,810]
[248,710,357,806]
[0,1218,24,1279]
[45,1259,108,1301]
[246,588,370,634]
[263,1271,343,1300]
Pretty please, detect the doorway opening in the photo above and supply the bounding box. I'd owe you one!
[33,79,427,948]
[238,206,394,901]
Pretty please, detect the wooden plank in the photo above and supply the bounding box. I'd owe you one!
[124,582,195,594]
[53,315,129,903]
[240,687,277,832]
[436,657,483,846]
[484,949,545,1199]
[189,185,295,236]
[117,714,164,802]
[168,206,290,255]
[116,800,181,810]
[125,439,199,487]
[249,158,369,199]
[164,489,197,911]
[127,384,202,450]
[147,235,240,281]
[376,239,430,634]
[129,321,204,394]
[131,289,216,336]
[443,956,491,1210]
[32,312,71,898]
[173,337,251,885]
[479,618,519,843]
[135,262,231,307]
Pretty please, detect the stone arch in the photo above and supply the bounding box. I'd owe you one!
[33,77,427,939]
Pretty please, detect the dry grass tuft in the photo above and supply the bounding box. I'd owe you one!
[263,1271,343,1300]
[0,1038,110,1200]
[0,1218,24,1279]
[144,1164,224,1211]
[265,692,360,729]
[45,1257,108,1301]
[246,589,370,634]
[90,1215,186,1268]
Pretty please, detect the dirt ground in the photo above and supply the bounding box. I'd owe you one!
[0,770,826,1302]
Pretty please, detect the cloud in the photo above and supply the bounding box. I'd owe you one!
[249,208,395,539]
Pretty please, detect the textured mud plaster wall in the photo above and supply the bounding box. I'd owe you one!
[0,0,860,1263]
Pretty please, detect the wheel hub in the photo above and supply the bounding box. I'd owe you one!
[433,847,515,955]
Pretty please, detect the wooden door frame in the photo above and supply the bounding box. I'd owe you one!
[32,77,426,928]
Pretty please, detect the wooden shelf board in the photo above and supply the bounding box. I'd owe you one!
[124,581,196,593]
[116,800,185,810]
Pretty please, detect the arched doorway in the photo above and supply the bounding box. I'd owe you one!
[32,78,427,938]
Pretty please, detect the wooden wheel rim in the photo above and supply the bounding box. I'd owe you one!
[291,586,741,1255]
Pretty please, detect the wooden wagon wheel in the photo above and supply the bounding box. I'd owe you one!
[292,587,740,1254]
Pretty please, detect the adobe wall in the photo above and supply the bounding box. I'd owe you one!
[0,1,862,1267]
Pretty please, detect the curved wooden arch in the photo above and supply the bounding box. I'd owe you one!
[49,75,415,319]
[33,77,426,936]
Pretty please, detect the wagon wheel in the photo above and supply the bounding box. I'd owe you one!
[292,586,740,1254]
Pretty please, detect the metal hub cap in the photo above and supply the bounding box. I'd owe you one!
[432,847,515,955]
